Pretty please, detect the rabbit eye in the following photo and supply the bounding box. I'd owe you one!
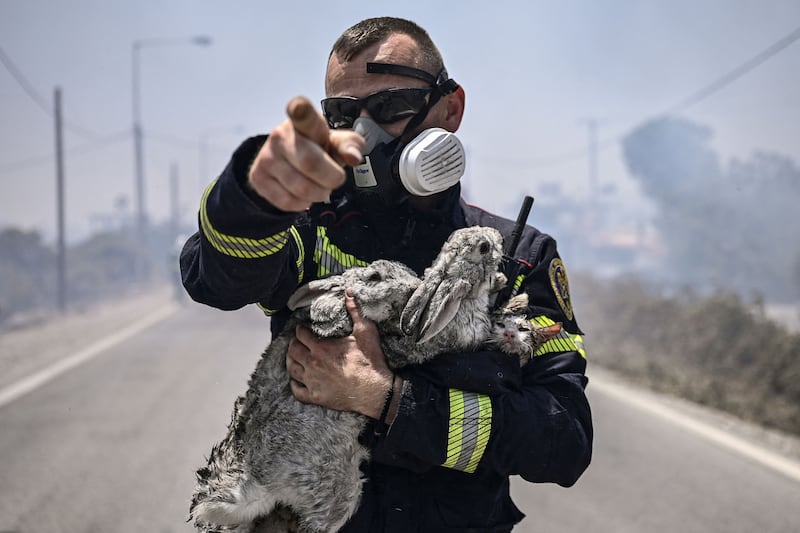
[495,321,505,328]
[367,271,382,282]
[479,241,490,254]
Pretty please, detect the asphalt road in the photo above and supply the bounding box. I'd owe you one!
[1,293,799,533]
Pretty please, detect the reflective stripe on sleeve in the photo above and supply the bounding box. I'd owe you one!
[256,226,306,317]
[200,180,290,259]
[511,273,526,294]
[289,226,305,285]
[441,389,492,474]
[531,315,587,359]
[314,226,369,277]
[256,303,277,316]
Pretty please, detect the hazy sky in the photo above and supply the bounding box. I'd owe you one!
[1,0,799,242]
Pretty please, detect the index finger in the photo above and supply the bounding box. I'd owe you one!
[286,97,330,150]
[287,96,364,167]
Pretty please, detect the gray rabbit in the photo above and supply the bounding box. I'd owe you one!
[190,226,506,533]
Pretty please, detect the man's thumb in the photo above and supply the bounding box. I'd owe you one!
[345,288,363,320]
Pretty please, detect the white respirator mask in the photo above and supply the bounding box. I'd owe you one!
[348,116,466,205]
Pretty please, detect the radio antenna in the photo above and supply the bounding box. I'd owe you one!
[505,195,534,256]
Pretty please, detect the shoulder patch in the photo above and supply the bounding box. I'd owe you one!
[548,258,574,321]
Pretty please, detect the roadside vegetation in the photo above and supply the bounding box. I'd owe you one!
[0,224,179,326]
[573,273,800,437]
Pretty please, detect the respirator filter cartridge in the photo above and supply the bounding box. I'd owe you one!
[398,128,466,196]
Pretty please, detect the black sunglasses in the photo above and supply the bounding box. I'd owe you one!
[321,87,433,129]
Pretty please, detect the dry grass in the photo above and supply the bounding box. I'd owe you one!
[572,274,800,436]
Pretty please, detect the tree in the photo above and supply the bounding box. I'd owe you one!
[0,228,55,318]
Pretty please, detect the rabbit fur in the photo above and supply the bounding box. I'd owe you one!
[190,226,507,533]
[485,293,564,365]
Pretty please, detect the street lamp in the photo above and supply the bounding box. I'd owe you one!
[131,35,212,278]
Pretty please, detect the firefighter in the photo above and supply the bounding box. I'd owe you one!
[181,16,592,532]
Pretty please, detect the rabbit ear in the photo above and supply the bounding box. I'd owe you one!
[417,279,471,343]
[401,277,471,343]
[287,285,313,310]
[400,273,439,335]
[287,279,338,310]
[400,239,461,330]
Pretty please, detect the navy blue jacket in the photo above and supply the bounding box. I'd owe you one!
[180,135,593,532]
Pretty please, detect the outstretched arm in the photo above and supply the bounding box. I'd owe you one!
[180,97,364,311]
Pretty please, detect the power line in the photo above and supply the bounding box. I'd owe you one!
[0,127,237,177]
[0,130,131,176]
[0,45,51,112]
[0,125,239,177]
[667,24,800,114]
[0,43,101,141]
[146,130,202,150]
[148,129,240,153]
[483,23,800,170]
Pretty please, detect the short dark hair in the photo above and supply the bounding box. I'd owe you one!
[330,17,445,76]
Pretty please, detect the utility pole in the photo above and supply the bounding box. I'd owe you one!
[132,41,147,280]
[131,35,212,282]
[54,87,66,312]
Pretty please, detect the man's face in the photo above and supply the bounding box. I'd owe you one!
[325,33,448,139]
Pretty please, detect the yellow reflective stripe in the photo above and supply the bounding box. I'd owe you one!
[314,226,369,277]
[289,226,305,285]
[530,315,587,359]
[200,180,290,258]
[512,274,526,293]
[256,302,278,316]
[255,227,305,317]
[573,334,587,359]
[531,315,557,327]
[442,390,465,469]
[441,389,492,473]
[256,302,277,316]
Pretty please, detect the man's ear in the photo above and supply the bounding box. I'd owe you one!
[443,86,466,132]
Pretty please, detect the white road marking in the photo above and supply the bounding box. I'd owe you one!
[590,373,800,483]
[0,303,179,408]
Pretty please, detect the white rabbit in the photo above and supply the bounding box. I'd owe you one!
[190,226,505,533]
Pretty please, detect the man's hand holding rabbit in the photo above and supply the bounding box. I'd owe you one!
[287,289,394,419]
